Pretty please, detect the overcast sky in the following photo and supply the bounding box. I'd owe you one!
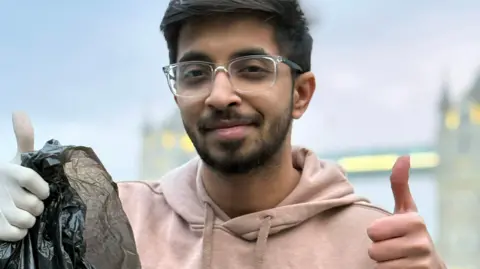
[1,0,479,180]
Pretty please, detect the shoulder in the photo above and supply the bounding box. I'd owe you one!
[117,157,200,201]
[306,202,391,268]
[319,201,391,247]
[315,201,391,238]
[321,201,391,242]
[117,180,165,211]
[116,158,201,222]
[331,201,391,227]
[118,180,163,198]
[351,201,392,218]
[117,181,167,223]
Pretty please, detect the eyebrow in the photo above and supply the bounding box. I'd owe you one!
[230,48,268,59]
[178,51,212,63]
[177,47,269,63]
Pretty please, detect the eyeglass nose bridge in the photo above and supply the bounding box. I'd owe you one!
[211,65,233,88]
[213,65,229,75]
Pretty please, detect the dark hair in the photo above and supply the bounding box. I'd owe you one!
[160,0,313,73]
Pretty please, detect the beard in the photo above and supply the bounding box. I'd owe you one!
[184,104,293,175]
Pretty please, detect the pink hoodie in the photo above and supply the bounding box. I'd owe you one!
[118,147,391,269]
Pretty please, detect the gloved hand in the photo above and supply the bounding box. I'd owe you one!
[0,112,50,242]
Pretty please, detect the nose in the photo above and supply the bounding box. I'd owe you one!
[204,72,242,109]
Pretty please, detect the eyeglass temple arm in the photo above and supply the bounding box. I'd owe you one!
[281,58,303,73]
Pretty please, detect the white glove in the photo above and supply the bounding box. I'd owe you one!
[0,112,50,242]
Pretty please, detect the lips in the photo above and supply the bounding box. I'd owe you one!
[202,120,253,132]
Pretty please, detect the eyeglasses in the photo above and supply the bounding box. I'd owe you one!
[162,55,303,98]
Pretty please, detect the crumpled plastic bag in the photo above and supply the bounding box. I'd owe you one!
[0,139,141,269]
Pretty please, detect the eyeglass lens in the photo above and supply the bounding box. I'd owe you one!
[166,57,277,97]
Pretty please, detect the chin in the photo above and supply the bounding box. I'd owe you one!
[202,138,255,157]
[198,136,280,175]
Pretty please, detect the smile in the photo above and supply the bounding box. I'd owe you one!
[206,124,254,140]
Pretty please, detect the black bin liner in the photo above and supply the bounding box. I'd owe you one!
[0,140,141,269]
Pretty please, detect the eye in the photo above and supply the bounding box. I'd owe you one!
[182,67,207,78]
[177,63,211,81]
[184,69,204,78]
[230,58,274,80]
[239,65,266,73]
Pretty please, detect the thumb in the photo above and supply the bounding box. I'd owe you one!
[10,111,35,163]
[390,155,417,213]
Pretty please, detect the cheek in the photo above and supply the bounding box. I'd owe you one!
[243,96,287,137]
[243,89,289,117]
[177,99,204,127]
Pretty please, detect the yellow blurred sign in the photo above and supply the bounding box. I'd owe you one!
[445,109,460,129]
[469,102,480,124]
[337,152,439,173]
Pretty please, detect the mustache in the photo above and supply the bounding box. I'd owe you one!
[197,109,262,132]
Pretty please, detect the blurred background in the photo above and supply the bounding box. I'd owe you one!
[1,0,479,268]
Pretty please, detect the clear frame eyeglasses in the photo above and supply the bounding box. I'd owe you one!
[162,55,303,98]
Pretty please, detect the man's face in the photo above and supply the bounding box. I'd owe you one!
[174,15,311,175]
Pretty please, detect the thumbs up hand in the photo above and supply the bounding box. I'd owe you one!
[366,156,445,269]
[0,112,49,242]
[11,111,35,164]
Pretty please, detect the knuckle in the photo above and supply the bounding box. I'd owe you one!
[367,244,379,260]
[16,168,49,199]
[413,213,425,224]
[366,220,383,239]
[6,208,36,229]
[411,236,432,254]
[15,172,30,187]
[416,257,433,269]
[366,225,376,238]
[0,226,28,242]
[17,167,36,184]
[407,212,426,229]
[19,194,44,216]
[31,201,45,217]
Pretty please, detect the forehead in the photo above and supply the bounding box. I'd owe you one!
[177,15,279,62]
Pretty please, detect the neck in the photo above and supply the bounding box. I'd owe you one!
[201,144,300,218]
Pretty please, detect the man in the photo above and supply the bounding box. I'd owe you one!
[0,0,446,268]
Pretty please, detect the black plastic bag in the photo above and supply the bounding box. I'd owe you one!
[0,140,141,269]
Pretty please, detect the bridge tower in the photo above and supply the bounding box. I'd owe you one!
[140,110,196,180]
[436,70,480,268]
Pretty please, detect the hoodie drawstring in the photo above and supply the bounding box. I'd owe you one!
[202,204,215,269]
[254,215,272,267]
[201,203,272,269]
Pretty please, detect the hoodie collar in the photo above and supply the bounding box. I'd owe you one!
[161,147,368,269]
[161,147,367,240]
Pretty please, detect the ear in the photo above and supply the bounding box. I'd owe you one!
[174,96,178,104]
[292,72,316,119]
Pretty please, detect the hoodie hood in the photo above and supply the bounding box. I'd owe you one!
[161,147,369,268]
